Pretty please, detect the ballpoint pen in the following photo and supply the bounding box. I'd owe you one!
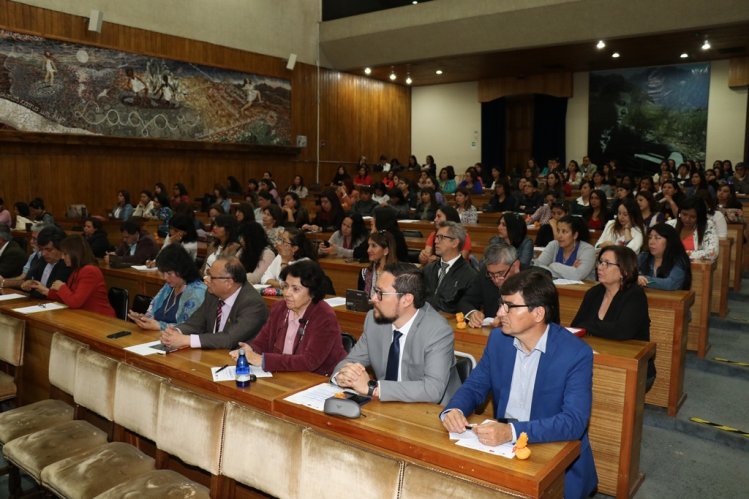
[215,364,229,374]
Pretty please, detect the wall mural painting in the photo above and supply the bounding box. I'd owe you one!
[0,29,291,145]
[588,62,709,175]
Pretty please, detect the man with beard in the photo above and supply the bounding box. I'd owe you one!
[332,262,461,404]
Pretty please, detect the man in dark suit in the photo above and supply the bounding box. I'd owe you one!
[422,221,476,314]
[162,256,267,350]
[0,225,26,281]
[332,262,461,404]
[19,225,71,299]
[441,270,598,499]
[457,242,521,328]
[106,220,158,265]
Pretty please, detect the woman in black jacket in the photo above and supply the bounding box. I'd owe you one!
[82,217,111,258]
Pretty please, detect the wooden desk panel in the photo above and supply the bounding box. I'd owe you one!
[712,239,731,318]
[688,260,716,358]
[726,224,743,291]
[318,257,367,294]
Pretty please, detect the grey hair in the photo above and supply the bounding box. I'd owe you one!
[483,242,518,266]
[437,220,467,251]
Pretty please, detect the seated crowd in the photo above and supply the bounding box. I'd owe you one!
[0,154,744,499]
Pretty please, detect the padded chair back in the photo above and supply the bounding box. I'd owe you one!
[73,349,119,421]
[299,430,402,499]
[114,363,166,441]
[341,333,356,354]
[400,463,517,499]
[108,287,129,321]
[156,383,225,475]
[221,402,303,499]
[131,294,152,315]
[49,333,88,394]
[0,313,25,367]
[454,355,473,384]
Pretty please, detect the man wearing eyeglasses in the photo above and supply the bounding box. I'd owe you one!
[332,262,461,403]
[161,256,267,350]
[458,242,521,328]
[422,221,476,314]
[441,270,597,499]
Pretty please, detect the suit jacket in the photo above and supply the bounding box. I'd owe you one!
[332,303,461,404]
[26,259,72,299]
[423,257,476,314]
[457,266,501,319]
[0,241,27,278]
[444,324,598,499]
[114,231,158,264]
[177,282,268,349]
[251,299,347,376]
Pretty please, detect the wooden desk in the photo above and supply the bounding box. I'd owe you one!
[726,224,744,291]
[711,239,732,318]
[689,259,716,358]
[318,257,367,294]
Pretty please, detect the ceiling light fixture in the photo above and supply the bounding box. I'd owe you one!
[406,74,413,85]
[364,67,372,75]
[596,40,606,50]
[680,52,689,59]
[611,52,620,59]
[701,39,711,50]
[412,1,418,4]
[389,70,397,81]
[435,69,443,75]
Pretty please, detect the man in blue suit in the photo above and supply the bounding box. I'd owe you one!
[441,270,597,499]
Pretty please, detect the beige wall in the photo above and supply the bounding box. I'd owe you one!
[705,59,748,163]
[411,81,481,172]
[13,0,320,64]
[566,71,590,165]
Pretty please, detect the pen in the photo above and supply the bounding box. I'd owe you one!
[215,364,229,374]
[465,424,476,430]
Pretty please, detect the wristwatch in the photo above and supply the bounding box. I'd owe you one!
[367,380,377,397]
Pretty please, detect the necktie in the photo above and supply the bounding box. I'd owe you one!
[385,330,402,381]
[437,261,449,287]
[214,300,225,333]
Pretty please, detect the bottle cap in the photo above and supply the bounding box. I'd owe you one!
[238,349,245,355]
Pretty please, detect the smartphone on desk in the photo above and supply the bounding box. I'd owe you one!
[345,392,371,406]
[106,330,131,339]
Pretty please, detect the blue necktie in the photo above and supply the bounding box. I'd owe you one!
[385,330,402,381]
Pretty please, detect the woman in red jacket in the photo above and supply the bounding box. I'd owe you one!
[31,234,115,317]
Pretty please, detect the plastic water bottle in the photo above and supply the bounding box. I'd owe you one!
[235,349,251,388]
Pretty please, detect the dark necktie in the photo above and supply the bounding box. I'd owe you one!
[437,261,449,287]
[385,330,402,381]
[214,300,225,333]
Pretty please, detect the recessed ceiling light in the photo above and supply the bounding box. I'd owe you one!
[389,71,397,81]
[406,75,413,85]
[412,1,418,4]
[612,52,620,59]
[364,67,372,75]
[435,69,443,75]
[596,40,606,49]
[680,52,689,59]
[701,40,711,50]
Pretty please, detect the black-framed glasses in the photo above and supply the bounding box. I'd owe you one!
[434,234,456,242]
[596,259,620,269]
[373,288,403,301]
[486,259,517,281]
[497,299,532,313]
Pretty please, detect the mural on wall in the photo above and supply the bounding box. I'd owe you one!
[0,29,291,145]
[588,62,709,174]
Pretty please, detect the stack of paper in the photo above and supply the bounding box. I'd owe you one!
[283,383,344,411]
[13,303,68,314]
[0,293,26,301]
[449,422,515,458]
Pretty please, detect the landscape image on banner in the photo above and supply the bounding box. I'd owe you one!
[588,63,709,174]
[0,29,291,145]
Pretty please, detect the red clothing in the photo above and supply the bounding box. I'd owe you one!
[353,175,372,186]
[586,217,605,230]
[251,299,347,376]
[48,265,115,317]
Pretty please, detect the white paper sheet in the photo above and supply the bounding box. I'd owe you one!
[450,419,516,458]
[124,340,163,356]
[12,303,68,314]
[211,365,273,382]
[481,317,495,327]
[283,382,344,411]
[553,279,584,285]
[131,265,159,272]
[0,293,26,301]
[324,297,346,307]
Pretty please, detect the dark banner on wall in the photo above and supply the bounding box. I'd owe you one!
[588,62,709,174]
[0,29,291,145]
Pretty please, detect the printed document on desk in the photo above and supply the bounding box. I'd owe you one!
[0,293,26,301]
[450,420,515,458]
[13,303,67,314]
[284,383,345,411]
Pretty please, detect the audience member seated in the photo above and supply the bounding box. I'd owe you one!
[397,178,419,208]
[203,203,226,232]
[485,181,517,212]
[358,231,398,298]
[572,245,655,388]
[595,198,645,254]
[131,190,154,218]
[238,221,275,284]
[637,223,692,290]
[415,188,438,221]
[128,244,207,330]
[29,197,54,226]
[458,242,521,328]
[716,180,742,211]
[438,167,457,194]
[19,225,71,299]
[543,172,565,200]
[0,199,10,226]
[161,256,267,350]
[333,262,461,403]
[0,225,28,279]
[454,187,478,224]
[110,190,134,220]
[386,188,411,219]
[287,174,309,199]
[526,191,557,227]
[697,189,727,239]
[489,212,533,268]
[583,188,610,230]
[422,221,476,314]
[418,206,472,265]
[201,214,241,275]
[655,180,684,221]
[535,215,596,281]
[245,178,260,208]
[371,182,390,205]
[261,204,285,249]
[151,214,199,266]
[533,201,568,248]
[171,182,191,206]
[353,206,409,262]
[261,228,316,288]
[254,190,275,224]
[234,202,255,227]
[320,213,367,260]
[637,190,665,229]
[1,225,43,289]
[213,184,232,213]
[107,220,158,266]
[609,181,634,217]
[517,180,543,215]
[730,161,749,194]
[13,202,33,231]
[565,160,583,188]
[230,260,347,376]
[457,168,483,194]
[442,270,598,499]
[351,186,379,217]
[591,170,613,198]
[281,191,310,229]
[303,189,345,232]
[145,194,172,238]
[33,234,115,317]
[331,165,351,187]
[353,165,373,187]
[666,196,719,260]
[259,178,282,206]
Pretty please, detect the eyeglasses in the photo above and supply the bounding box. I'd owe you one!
[373,288,403,301]
[204,274,233,281]
[497,299,532,313]
[596,259,620,269]
[434,234,456,242]
[486,259,517,281]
